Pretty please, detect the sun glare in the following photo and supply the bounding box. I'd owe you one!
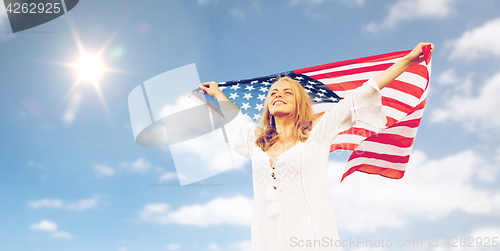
[75,54,105,83]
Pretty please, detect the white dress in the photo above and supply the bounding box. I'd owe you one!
[224,78,387,251]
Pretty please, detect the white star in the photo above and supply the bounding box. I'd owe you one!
[306,84,314,89]
[257,94,266,101]
[219,86,227,91]
[230,84,241,90]
[245,85,255,91]
[229,93,239,99]
[262,81,271,86]
[319,89,326,93]
[251,80,258,84]
[295,76,304,80]
[305,89,311,93]
[253,113,262,121]
[314,97,322,102]
[308,81,316,85]
[260,86,269,92]
[243,93,253,100]
[255,103,264,111]
[317,92,325,97]
[329,97,338,102]
[241,102,251,110]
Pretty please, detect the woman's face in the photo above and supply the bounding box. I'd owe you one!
[268,80,296,117]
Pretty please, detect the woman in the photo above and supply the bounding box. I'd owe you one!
[198,43,434,250]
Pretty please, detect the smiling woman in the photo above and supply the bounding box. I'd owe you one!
[198,42,434,250]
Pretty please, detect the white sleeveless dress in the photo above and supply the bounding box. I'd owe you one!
[224,78,386,251]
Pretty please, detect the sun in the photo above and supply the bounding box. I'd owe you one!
[75,53,105,83]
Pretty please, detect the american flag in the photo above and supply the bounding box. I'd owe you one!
[190,50,431,182]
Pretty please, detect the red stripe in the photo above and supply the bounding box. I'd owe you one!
[406,64,429,80]
[382,97,414,114]
[309,64,392,80]
[326,80,364,92]
[339,127,376,138]
[364,133,414,148]
[386,116,398,127]
[294,50,411,75]
[384,80,425,99]
[340,164,405,182]
[348,151,410,163]
[330,143,358,152]
[391,118,421,128]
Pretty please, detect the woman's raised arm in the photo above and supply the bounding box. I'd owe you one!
[198,81,240,119]
[374,42,434,90]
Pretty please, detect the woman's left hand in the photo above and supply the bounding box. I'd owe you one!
[403,42,435,66]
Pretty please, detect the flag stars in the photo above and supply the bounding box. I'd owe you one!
[329,97,338,102]
[308,81,316,85]
[314,97,322,102]
[253,113,262,121]
[257,94,266,101]
[255,103,264,111]
[262,81,271,86]
[230,84,241,90]
[219,86,227,91]
[317,92,325,97]
[243,93,253,100]
[229,93,239,100]
[306,84,314,89]
[260,86,269,92]
[241,102,251,110]
[305,89,312,93]
[319,89,327,93]
[245,85,255,91]
[295,76,304,80]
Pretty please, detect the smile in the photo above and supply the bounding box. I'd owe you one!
[273,100,286,106]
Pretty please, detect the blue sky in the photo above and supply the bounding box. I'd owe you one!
[1,0,500,250]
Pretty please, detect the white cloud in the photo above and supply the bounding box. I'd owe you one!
[94,164,115,177]
[120,157,152,173]
[52,231,74,239]
[431,70,500,133]
[139,195,253,226]
[329,149,500,233]
[28,196,99,211]
[228,240,252,251]
[28,161,44,168]
[198,0,218,5]
[290,0,365,7]
[365,0,457,32]
[229,8,246,20]
[29,220,58,231]
[65,197,99,211]
[166,243,180,250]
[159,171,177,181]
[436,68,459,85]
[62,91,83,125]
[447,17,500,60]
[207,243,221,250]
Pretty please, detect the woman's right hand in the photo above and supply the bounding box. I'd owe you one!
[198,81,222,98]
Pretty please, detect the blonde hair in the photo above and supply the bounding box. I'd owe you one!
[256,75,314,152]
